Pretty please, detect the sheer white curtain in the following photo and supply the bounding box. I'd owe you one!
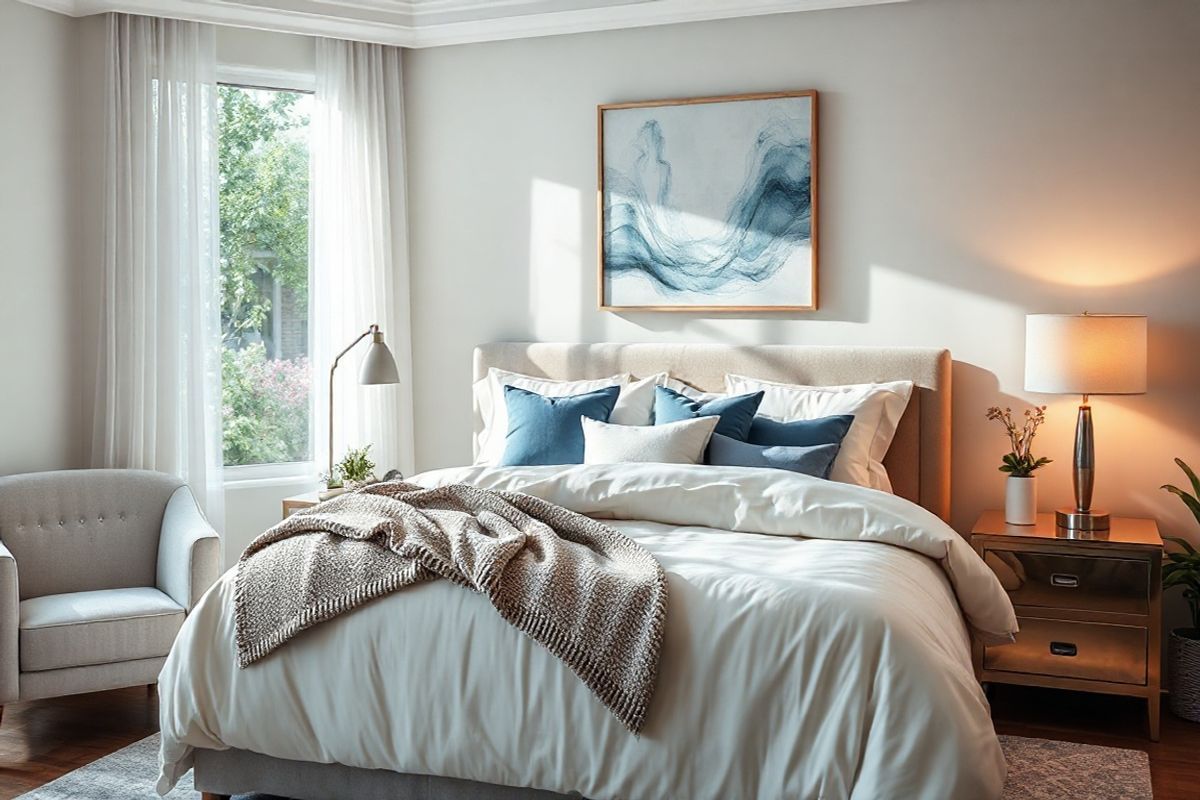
[92,13,224,527]
[311,39,415,479]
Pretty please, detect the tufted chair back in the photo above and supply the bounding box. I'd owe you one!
[0,469,185,600]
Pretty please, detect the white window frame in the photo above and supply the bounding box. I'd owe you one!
[218,65,318,488]
[217,63,316,94]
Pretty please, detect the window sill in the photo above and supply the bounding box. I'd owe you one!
[224,462,317,490]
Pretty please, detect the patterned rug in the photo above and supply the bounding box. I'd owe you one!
[14,732,1153,799]
[997,735,1153,799]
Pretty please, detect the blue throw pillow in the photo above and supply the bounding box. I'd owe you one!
[654,386,764,441]
[499,385,621,467]
[706,433,842,479]
[747,414,855,448]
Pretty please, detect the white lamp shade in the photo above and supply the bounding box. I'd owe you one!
[1025,314,1147,395]
[359,338,401,385]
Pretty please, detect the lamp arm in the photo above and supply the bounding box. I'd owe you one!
[328,325,380,481]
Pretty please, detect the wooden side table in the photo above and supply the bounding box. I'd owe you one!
[281,491,321,519]
[970,510,1163,740]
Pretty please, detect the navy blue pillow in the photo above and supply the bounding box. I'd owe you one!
[499,385,621,467]
[748,414,855,448]
[654,386,764,441]
[706,433,841,479]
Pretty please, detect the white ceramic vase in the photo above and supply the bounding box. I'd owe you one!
[1005,476,1037,525]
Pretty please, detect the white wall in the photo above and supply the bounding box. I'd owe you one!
[216,24,316,76]
[0,0,86,474]
[402,0,1200,623]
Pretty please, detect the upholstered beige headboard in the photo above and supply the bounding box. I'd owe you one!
[473,343,952,521]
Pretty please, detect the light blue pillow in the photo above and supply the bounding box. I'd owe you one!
[654,386,764,441]
[706,433,841,479]
[747,414,855,448]
[499,385,621,467]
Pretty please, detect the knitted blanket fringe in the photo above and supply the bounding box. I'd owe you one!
[233,481,668,733]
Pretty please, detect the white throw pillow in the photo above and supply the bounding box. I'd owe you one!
[611,372,669,426]
[662,377,726,404]
[582,416,719,465]
[474,370,669,464]
[724,374,914,491]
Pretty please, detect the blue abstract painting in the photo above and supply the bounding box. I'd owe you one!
[600,92,816,310]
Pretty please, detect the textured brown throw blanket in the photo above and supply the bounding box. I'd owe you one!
[234,481,668,732]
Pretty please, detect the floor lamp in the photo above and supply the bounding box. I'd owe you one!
[328,323,401,483]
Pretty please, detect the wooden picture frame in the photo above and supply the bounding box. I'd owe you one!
[597,90,818,312]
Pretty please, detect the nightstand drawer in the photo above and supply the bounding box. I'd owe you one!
[984,617,1147,685]
[983,549,1148,615]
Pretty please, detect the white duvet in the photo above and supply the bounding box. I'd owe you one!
[158,464,1017,800]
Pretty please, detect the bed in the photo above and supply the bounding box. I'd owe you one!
[161,343,1017,800]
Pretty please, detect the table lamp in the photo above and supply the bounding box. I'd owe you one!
[1024,313,1147,531]
[328,324,401,481]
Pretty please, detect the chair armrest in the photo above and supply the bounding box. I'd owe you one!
[156,486,221,612]
[0,541,18,703]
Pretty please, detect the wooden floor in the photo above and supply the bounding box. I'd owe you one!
[0,684,1195,799]
[0,686,159,798]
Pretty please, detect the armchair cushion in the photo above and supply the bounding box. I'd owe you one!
[19,587,184,672]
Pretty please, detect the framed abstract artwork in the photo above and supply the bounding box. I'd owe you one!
[598,90,818,312]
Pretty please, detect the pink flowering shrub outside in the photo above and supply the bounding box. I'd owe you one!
[222,343,311,466]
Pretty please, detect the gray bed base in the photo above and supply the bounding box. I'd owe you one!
[194,747,579,800]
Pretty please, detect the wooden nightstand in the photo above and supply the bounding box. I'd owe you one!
[281,491,321,519]
[970,510,1163,740]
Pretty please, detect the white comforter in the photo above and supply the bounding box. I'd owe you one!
[158,464,1017,800]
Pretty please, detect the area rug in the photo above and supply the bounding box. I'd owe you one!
[14,733,1153,799]
[997,734,1153,799]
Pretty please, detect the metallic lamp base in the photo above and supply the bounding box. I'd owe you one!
[1055,507,1111,531]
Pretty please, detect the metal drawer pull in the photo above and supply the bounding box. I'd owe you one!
[1050,573,1079,588]
[1049,641,1078,657]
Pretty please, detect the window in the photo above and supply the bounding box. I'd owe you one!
[218,84,313,468]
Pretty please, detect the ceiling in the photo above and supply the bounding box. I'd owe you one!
[18,0,907,47]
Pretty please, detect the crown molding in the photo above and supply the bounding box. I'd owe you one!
[20,0,76,12]
[15,0,909,48]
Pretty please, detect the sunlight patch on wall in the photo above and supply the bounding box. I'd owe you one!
[529,178,583,340]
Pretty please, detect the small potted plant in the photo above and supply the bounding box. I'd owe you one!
[337,445,377,491]
[986,405,1052,525]
[1162,457,1200,723]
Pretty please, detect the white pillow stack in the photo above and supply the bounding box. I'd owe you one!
[473,369,667,464]
[582,416,719,465]
[724,374,913,491]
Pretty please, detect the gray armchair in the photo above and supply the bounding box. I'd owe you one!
[0,469,220,718]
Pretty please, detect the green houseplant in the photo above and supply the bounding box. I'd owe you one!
[319,445,378,499]
[1162,457,1200,722]
[337,445,377,490]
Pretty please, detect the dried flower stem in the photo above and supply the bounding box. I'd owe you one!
[985,405,1052,477]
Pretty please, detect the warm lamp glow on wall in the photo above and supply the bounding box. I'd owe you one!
[1025,313,1147,531]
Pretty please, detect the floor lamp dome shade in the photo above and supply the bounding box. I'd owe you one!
[359,329,401,385]
[1024,313,1148,532]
